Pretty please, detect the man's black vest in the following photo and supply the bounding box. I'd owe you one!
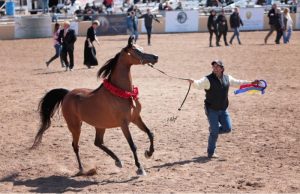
[205,73,230,110]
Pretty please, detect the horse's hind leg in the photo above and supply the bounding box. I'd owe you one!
[132,116,154,158]
[94,128,123,168]
[67,120,84,175]
[120,122,146,176]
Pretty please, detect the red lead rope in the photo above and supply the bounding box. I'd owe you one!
[103,79,139,100]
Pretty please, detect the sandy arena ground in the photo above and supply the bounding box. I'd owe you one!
[0,31,299,193]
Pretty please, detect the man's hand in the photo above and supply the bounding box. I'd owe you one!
[251,80,260,85]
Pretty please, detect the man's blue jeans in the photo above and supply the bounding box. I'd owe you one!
[205,107,232,155]
[283,28,292,43]
[230,27,241,44]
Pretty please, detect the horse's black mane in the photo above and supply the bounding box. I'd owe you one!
[93,52,121,93]
[97,52,121,80]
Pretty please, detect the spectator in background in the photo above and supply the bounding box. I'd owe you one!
[46,23,64,68]
[206,0,217,6]
[207,9,219,47]
[264,3,277,44]
[58,21,77,71]
[139,8,160,45]
[217,9,229,46]
[84,2,90,10]
[42,0,49,13]
[127,11,134,35]
[132,11,139,43]
[283,8,293,44]
[122,0,132,12]
[175,1,183,10]
[51,6,60,22]
[290,0,297,13]
[71,0,76,6]
[163,1,173,10]
[256,0,265,5]
[158,0,164,10]
[64,0,71,6]
[127,5,141,15]
[229,7,243,45]
[274,7,284,44]
[92,1,98,11]
[83,4,94,21]
[75,6,84,19]
[103,0,114,14]
[84,20,100,68]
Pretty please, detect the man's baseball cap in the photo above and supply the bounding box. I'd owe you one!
[211,60,224,67]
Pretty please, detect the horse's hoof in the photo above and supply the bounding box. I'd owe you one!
[85,168,97,176]
[74,168,97,176]
[115,160,123,168]
[74,170,84,177]
[144,150,152,159]
[136,167,147,176]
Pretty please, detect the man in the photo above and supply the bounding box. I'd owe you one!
[274,7,284,44]
[229,7,243,45]
[217,9,229,46]
[175,2,183,10]
[264,3,277,44]
[207,9,219,47]
[58,21,77,71]
[139,9,160,46]
[188,60,258,158]
[103,0,114,14]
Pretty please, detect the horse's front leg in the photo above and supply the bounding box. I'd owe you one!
[132,116,154,159]
[121,121,146,176]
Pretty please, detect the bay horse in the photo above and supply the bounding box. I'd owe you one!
[32,36,158,176]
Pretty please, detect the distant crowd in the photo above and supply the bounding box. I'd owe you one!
[207,4,293,47]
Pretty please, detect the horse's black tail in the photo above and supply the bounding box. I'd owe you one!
[31,88,69,149]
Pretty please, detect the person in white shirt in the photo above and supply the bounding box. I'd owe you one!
[188,60,258,158]
[283,8,293,44]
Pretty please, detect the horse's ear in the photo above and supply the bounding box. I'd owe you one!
[127,36,134,47]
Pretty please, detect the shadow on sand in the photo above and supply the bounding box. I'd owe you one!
[0,173,98,193]
[150,156,212,169]
[0,172,140,192]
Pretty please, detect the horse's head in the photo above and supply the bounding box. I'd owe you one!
[122,36,158,65]
[97,36,158,80]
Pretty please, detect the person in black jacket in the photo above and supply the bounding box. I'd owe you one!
[187,60,259,158]
[274,7,284,44]
[84,20,100,69]
[217,9,229,46]
[264,3,277,44]
[58,21,77,71]
[207,9,219,47]
[139,9,160,46]
[229,7,243,45]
